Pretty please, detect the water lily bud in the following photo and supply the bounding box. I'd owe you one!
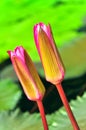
[34,23,65,84]
[8,46,45,101]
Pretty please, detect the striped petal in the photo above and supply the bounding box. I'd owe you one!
[34,23,65,84]
[8,46,45,101]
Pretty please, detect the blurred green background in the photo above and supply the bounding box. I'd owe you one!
[0,0,86,62]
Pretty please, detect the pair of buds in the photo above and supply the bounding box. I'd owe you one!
[8,23,80,130]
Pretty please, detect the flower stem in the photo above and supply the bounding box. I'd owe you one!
[37,100,48,130]
[56,83,80,130]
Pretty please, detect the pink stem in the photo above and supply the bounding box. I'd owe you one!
[37,100,48,130]
[56,83,80,130]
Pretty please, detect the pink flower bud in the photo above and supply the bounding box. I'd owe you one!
[34,23,65,84]
[8,46,45,101]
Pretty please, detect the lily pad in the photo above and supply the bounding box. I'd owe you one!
[0,92,86,130]
[48,92,86,130]
[0,109,43,130]
[0,78,21,111]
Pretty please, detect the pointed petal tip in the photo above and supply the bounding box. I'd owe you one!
[7,50,10,54]
[34,22,46,33]
[7,50,12,57]
[15,46,23,52]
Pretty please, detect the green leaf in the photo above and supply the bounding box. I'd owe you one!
[47,92,86,130]
[0,92,86,130]
[0,78,21,111]
[0,109,43,130]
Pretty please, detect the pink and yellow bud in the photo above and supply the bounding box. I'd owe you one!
[34,23,65,84]
[8,46,45,101]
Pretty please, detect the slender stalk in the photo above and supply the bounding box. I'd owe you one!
[56,83,80,130]
[37,100,48,130]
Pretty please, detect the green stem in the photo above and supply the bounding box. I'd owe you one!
[56,83,80,130]
[37,100,48,130]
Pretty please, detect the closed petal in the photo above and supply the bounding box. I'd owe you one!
[8,46,45,101]
[38,28,64,84]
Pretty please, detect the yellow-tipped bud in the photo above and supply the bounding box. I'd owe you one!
[8,46,45,101]
[34,23,65,84]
